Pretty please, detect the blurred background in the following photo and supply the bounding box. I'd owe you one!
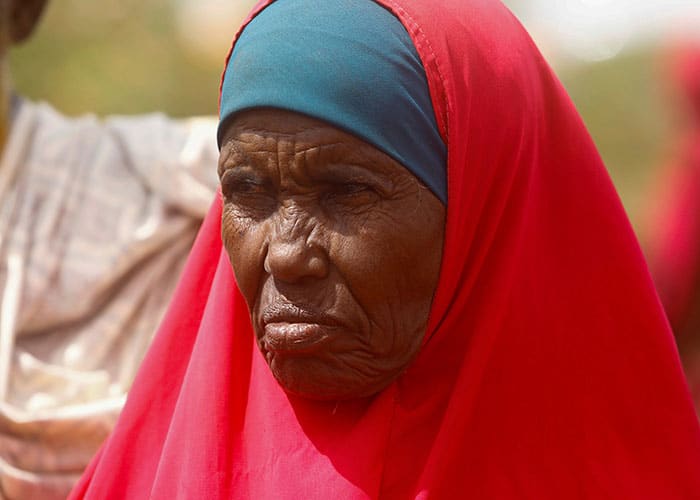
[9,0,700,239]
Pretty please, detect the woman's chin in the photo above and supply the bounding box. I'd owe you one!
[267,355,393,401]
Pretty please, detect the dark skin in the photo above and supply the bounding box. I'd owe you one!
[5,0,49,44]
[219,108,445,400]
[0,0,49,152]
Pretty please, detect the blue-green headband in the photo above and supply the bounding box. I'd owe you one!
[218,0,447,203]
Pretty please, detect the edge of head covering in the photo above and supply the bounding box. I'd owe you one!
[218,0,447,203]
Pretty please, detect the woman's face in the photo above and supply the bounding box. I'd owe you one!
[219,109,445,400]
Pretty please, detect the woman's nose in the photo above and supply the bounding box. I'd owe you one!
[263,216,329,283]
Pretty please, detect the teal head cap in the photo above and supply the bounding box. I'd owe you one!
[218,0,447,203]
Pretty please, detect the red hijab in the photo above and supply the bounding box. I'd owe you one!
[71,1,700,497]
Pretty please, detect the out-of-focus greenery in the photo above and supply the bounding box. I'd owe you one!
[559,48,672,236]
[9,0,234,117]
[10,0,672,234]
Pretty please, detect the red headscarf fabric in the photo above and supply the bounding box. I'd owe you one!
[71,1,700,498]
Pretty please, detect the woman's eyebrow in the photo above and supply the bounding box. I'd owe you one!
[297,153,395,194]
[218,141,254,177]
[299,140,393,169]
[219,136,275,169]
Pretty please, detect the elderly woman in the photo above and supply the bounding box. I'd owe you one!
[71,0,700,498]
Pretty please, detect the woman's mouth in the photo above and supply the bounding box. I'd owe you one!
[263,321,336,353]
[260,304,340,354]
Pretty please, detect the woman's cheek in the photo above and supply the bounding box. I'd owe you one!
[222,215,262,298]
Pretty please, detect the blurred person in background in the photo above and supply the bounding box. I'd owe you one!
[0,0,218,497]
[646,41,700,413]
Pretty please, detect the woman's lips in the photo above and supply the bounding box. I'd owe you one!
[261,304,341,354]
[263,321,336,354]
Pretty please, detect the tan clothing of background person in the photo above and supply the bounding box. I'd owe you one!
[0,98,218,499]
[0,1,219,498]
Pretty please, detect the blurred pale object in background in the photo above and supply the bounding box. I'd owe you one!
[0,97,220,499]
[507,0,700,63]
[1,1,221,497]
[175,0,257,62]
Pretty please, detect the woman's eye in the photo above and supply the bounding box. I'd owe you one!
[221,173,269,198]
[340,183,368,194]
[326,183,379,205]
[231,179,267,194]
[221,173,276,219]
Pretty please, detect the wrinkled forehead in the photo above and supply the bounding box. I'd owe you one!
[217,108,409,182]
